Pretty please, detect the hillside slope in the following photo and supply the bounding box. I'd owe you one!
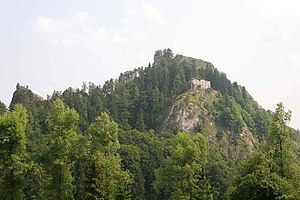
[5,49,300,200]
[8,49,280,154]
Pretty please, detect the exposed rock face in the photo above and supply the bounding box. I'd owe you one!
[161,100,200,132]
[160,90,216,133]
[239,127,257,148]
[160,89,258,159]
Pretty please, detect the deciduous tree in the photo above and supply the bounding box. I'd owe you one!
[0,104,29,200]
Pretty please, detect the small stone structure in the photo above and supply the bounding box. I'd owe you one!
[191,78,211,90]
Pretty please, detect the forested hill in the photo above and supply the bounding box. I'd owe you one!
[10,49,273,135]
[1,49,300,199]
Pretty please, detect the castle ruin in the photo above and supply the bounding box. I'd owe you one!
[191,78,211,90]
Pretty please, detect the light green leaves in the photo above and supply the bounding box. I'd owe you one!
[154,132,212,200]
[0,104,28,200]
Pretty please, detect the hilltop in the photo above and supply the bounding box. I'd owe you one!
[3,49,300,199]
[8,49,299,156]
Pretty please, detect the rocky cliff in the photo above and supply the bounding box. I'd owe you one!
[160,88,258,159]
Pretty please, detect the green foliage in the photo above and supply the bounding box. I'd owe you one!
[83,112,132,199]
[85,152,132,200]
[267,103,294,177]
[154,132,213,199]
[23,163,44,200]
[88,112,120,154]
[42,99,80,200]
[0,101,6,115]
[216,131,224,140]
[206,152,237,200]
[31,49,273,143]
[228,152,294,200]
[119,144,145,200]
[9,85,40,110]
[118,129,167,200]
[214,94,245,134]
[0,104,29,200]
[228,103,300,199]
[2,50,300,200]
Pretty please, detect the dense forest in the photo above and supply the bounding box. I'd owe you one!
[0,49,300,199]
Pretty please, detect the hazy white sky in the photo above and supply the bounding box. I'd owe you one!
[1,0,300,129]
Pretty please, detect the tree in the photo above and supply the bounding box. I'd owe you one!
[163,48,174,60]
[118,129,166,200]
[114,83,131,130]
[89,112,120,155]
[172,74,184,96]
[87,83,106,122]
[206,152,236,200]
[0,104,29,200]
[61,87,89,132]
[228,103,300,199]
[227,152,293,200]
[254,110,269,140]
[119,144,145,200]
[42,99,79,200]
[215,95,245,135]
[268,102,293,177]
[267,103,300,197]
[154,132,213,199]
[0,101,6,115]
[84,112,132,199]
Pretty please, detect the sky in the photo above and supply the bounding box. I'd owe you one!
[0,0,300,129]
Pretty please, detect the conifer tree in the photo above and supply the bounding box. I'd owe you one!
[0,101,6,115]
[228,103,300,199]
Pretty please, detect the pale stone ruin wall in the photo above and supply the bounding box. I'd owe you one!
[199,79,211,89]
[191,79,211,90]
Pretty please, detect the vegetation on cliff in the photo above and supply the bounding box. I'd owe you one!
[1,49,299,199]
